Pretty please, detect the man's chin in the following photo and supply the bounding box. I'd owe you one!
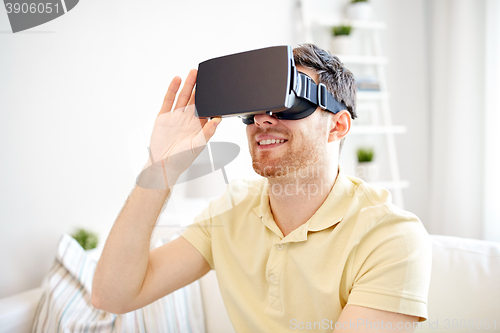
[251,159,287,178]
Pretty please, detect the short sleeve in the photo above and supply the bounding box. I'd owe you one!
[180,183,237,270]
[181,206,215,269]
[347,209,432,321]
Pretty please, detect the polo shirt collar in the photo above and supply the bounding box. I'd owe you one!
[252,165,357,242]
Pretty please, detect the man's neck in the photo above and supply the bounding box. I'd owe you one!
[268,165,339,237]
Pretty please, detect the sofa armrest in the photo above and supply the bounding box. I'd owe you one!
[416,235,500,333]
[0,287,44,333]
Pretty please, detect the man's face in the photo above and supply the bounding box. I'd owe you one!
[246,66,332,180]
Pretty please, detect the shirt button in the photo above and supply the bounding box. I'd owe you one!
[269,274,276,282]
[276,243,284,250]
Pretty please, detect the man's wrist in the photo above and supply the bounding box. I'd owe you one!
[136,159,179,190]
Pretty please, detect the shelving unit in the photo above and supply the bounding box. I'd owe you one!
[316,19,387,30]
[350,126,407,135]
[298,4,409,208]
[337,56,388,65]
[357,91,390,101]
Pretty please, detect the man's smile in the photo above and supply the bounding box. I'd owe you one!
[255,134,289,149]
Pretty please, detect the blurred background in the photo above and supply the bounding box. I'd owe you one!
[1,0,499,299]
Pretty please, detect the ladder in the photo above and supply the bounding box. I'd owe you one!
[297,0,409,208]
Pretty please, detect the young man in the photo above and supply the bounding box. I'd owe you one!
[92,44,432,332]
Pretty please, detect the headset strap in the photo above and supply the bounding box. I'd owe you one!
[295,73,347,114]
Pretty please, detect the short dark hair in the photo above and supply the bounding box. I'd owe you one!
[293,44,357,119]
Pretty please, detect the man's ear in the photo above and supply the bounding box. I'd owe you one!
[328,110,351,143]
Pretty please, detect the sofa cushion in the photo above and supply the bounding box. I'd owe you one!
[416,235,500,332]
[31,234,205,333]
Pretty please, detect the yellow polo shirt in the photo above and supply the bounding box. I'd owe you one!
[181,167,432,332]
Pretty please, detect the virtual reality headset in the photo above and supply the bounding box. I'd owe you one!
[195,45,348,124]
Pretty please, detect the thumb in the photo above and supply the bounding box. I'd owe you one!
[202,117,222,142]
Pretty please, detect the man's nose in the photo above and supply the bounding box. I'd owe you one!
[254,113,278,127]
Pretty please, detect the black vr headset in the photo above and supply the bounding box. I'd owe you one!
[195,45,348,124]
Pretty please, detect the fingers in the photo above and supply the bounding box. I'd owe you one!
[174,69,197,111]
[201,117,222,142]
[184,88,197,116]
[188,88,195,106]
[159,76,182,115]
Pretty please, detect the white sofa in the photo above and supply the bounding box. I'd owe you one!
[1,235,499,333]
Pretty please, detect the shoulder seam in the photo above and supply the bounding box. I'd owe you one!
[358,183,391,208]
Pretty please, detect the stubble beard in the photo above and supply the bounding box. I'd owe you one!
[250,131,328,185]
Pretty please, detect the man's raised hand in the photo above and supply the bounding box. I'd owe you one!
[137,69,221,189]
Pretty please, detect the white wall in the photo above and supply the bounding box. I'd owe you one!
[483,0,500,242]
[0,0,431,298]
[375,0,430,225]
[427,0,486,239]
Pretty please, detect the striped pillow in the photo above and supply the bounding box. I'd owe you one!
[31,234,205,332]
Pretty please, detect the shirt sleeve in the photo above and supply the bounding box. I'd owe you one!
[180,184,237,270]
[347,207,432,322]
[181,206,215,269]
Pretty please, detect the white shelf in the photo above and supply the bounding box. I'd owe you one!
[357,91,389,100]
[368,180,410,190]
[318,19,387,30]
[337,55,388,65]
[350,126,407,134]
[300,6,407,208]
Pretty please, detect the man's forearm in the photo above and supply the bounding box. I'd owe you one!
[91,68,218,313]
[92,185,169,312]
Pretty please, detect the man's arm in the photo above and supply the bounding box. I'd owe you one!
[333,305,419,332]
[333,210,432,332]
[91,70,220,314]
[91,185,210,314]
